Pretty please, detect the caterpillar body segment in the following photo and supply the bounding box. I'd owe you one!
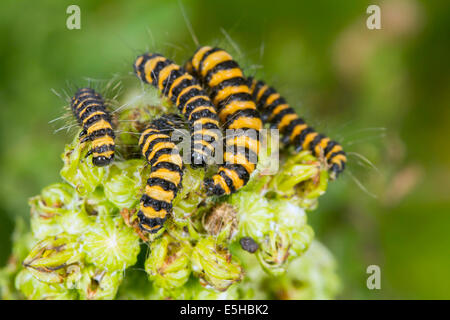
[185,47,263,196]
[70,88,115,167]
[134,53,220,168]
[138,114,184,234]
[248,78,346,178]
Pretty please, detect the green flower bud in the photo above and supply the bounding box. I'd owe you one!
[230,191,273,242]
[265,199,314,261]
[29,183,76,239]
[145,234,192,290]
[294,169,329,210]
[104,159,149,209]
[191,237,243,291]
[60,132,106,196]
[15,269,77,300]
[82,216,140,272]
[77,266,124,300]
[256,227,291,276]
[271,199,307,231]
[41,183,75,206]
[59,206,92,236]
[83,187,117,218]
[165,218,201,243]
[173,166,205,222]
[22,235,83,284]
[29,185,93,239]
[269,151,327,202]
[239,129,278,193]
[64,264,83,290]
[235,241,339,300]
[290,224,314,259]
[203,203,238,243]
[278,241,340,299]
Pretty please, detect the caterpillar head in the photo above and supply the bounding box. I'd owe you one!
[137,211,167,234]
[203,177,226,196]
[329,161,345,180]
[92,155,114,167]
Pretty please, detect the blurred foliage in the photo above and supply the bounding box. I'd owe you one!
[0,0,449,299]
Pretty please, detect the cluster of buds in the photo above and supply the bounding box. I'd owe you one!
[0,86,339,300]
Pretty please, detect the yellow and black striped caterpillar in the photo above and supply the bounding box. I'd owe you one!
[185,46,263,196]
[134,53,220,168]
[70,88,115,166]
[248,78,346,178]
[138,113,184,233]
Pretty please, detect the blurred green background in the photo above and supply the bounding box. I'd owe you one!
[0,0,449,299]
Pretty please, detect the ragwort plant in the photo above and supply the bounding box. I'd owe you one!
[0,75,340,300]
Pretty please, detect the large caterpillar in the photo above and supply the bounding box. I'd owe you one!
[185,46,263,196]
[70,88,115,166]
[248,78,346,178]
[138,113,184,233]
[134,53,220,168]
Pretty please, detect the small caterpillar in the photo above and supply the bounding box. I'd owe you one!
[185,46,263,196]
[70,88,115,166]
[248,78,346,178]
[134,53,220,168]
[138,113,184,233]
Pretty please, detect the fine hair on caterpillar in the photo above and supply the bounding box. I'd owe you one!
[248,77,347,179]
[341,126,386,199]
[133,52,222,168]
[70,87,115,166]
[138,113,185,233]
[50,77,122,133]
[51,78,145,163]
[185,46,263,196]
[55,16,355,194]
[178,0,262,75]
